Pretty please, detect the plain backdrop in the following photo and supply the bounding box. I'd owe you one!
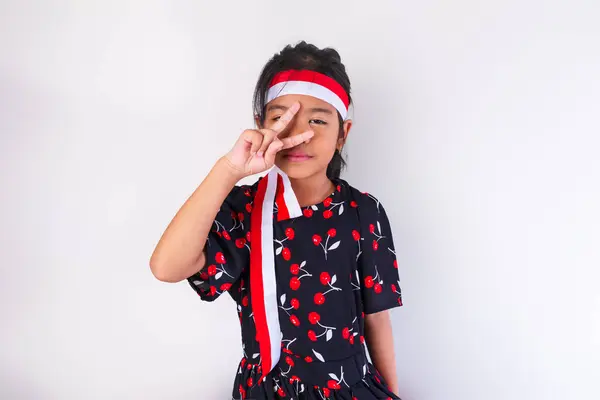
[1,1,599,399]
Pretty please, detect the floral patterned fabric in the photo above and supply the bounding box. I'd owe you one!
[188,177,403,399]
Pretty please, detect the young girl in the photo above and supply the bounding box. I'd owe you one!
[151,41,403,400]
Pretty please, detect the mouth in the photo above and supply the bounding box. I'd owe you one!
[283,151,312,162]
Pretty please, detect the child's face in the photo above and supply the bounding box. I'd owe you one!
[260,94,351,180]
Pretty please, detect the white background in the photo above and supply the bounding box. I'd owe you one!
[1,1,599,399]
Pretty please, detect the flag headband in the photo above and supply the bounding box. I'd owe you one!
[266,69,350,120]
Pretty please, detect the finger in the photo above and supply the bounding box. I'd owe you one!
[264,138,284,164]
[281,130,315,150]
[257,130,277,158]
[242,130,263,155]
[270,101,301,134]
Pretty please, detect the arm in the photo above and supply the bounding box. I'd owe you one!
[150,103,313,283]
[150,157,242,283]
[365,310,399,397]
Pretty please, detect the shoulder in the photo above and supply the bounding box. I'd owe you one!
[339,179,387,216]
[223,179,260,211]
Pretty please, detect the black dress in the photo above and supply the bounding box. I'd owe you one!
[187,177,403,400]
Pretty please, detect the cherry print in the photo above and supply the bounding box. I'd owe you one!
[220,283,231,291]
[320,272,331,285]
[244,189,251,197]
[291,298,300,309]
[314,273,342,305]
[312,234,322,246]
[327,380,341,389]
[192,183,403,398]
[314,293,325,305]
[290,277,301,290]
[290,264,300,275]
[314,230,342,260]
[374,283,383,294]
[290,315,300,326]
[309,312,321,324]
[288,261,312,290]
[285,227,295,240]
[208,265,217,276]
[342,327,350,339]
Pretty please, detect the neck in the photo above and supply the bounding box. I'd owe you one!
[289,173,335,207]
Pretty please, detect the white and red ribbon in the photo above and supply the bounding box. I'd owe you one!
[250,166,302,380]
[266,69,350,120]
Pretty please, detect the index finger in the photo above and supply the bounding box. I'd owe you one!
[270,102,301,134]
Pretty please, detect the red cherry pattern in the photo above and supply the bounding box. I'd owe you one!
[193,185,402,397]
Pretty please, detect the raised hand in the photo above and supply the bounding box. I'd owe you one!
[224,102,314,177]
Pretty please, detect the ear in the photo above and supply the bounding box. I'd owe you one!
[337,119,353,150]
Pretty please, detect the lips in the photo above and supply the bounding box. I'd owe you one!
[283,149,312,162]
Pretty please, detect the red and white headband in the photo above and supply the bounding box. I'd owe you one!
[266,69,350,120]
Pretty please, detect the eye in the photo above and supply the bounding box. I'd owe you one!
[309,119,327,125]
[271,115,282,122]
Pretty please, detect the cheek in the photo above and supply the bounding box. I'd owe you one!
[310,125,340,149]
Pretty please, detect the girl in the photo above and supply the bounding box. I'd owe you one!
[150,41,403,400]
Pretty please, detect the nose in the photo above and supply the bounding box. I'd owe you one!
[281,116,311,141]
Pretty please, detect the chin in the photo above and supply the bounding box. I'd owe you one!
[275,160,321,180]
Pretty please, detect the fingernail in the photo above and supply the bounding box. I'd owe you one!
[257,151,264,158]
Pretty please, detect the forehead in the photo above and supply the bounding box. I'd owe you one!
[265,94,336,113]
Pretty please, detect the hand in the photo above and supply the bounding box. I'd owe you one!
[223,102,314,178]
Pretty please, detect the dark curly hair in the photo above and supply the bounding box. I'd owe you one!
[252,41,352,180]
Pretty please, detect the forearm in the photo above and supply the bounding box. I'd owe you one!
[150,157,243,282]
[365,311,399,396]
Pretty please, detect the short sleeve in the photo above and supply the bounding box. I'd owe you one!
[355,191,403,314]
[187,185,253,302]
